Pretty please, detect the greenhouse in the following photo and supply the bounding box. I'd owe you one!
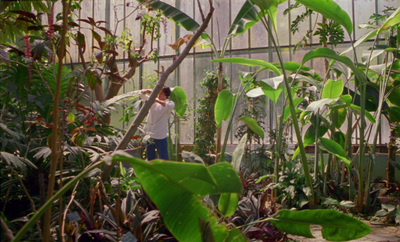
[1,0,399,241]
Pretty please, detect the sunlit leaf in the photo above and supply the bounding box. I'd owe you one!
[67,112,75,123]
[168,34,193,50]
[306,98,337,113]
[259,76,284,104]
[246,87,265,98]
[215,89,233,128]
[211,57,281,75]
[239,117,264,139]
[342,7,400,54]
[170,86,188,117]
[350,104,376,123]
[378,7,400,33]
[218,193,239,217]
[228,0,262,36]
[139,0,200,32]
[303,48,367,85]
[322,79,343,99]
[252,0,280,31]
[104,90,140,107]
[232,133,247,173]
[296,0,353,34]
[331,108,347,129]
[318,138,351,169]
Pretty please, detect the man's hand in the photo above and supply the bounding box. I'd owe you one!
[155,98,167,107]
[141,89,152,94]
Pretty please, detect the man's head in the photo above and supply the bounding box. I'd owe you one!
[158,86,171,100]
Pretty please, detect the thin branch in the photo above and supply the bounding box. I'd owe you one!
[101,1,215,180]
[60,181,80,242]
[43,0,70,240]
[116,3,214,151]
[197,0,205,22]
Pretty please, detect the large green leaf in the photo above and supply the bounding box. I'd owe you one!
[259,76,284,104]
[0,151,37,170]
[332,108,347,129]
[252,0,280,31]
[232,133,247,172]
[388,84,400,107]
[238,117,264,139]
[350,104,376,124]
[378,7,400,33]
[273,62,322,81]
[42,63,73,99]
[322,79,343,99]
[113,152,244,242]
[104,90,140,107]
[170,86,188,117]
[388,106,400,123]
[318,138,351,169]
[296,0,353,34]
[138,0,199,32]
[228,0,261,36]
[239,71,257,93]
[304,122,328,147]
[246,87,265,98]
[270,209,372,241]
[290,74,323,91]
[302,48,367,85]
[306,98,337,113]
[211,57,281,75]
[342,7,400,54]
[218,193,239,217]
[283,97,304,122]
[215,89,233,128]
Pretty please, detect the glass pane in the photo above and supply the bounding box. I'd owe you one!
[354,0,376,40]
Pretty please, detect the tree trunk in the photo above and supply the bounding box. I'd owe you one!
[100,56,140,124]
[101,4,215,180]
[43,0,69,240]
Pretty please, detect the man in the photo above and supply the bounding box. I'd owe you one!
[140,86,175,160]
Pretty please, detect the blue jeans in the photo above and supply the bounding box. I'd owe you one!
[146,138,169,161]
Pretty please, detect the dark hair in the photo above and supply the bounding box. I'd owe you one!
[162,86,171,98]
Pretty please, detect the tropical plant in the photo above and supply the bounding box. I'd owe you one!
[234,71,272,173]
[2,0,396,241]
[193,70,228,164]
[211,0,400,214]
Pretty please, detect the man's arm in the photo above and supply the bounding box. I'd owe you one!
[140,89,152,101]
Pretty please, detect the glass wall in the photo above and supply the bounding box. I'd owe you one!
[64,0,399,146]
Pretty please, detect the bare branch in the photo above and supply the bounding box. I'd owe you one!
[197,0,205,22]
[101,2,214,180]
[116,3,214,151]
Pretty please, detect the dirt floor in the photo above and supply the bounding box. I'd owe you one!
[287,221,400,241]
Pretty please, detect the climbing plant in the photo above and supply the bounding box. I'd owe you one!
[193,70,228,165]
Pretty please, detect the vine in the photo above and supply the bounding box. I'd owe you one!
[193,70,228,165]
